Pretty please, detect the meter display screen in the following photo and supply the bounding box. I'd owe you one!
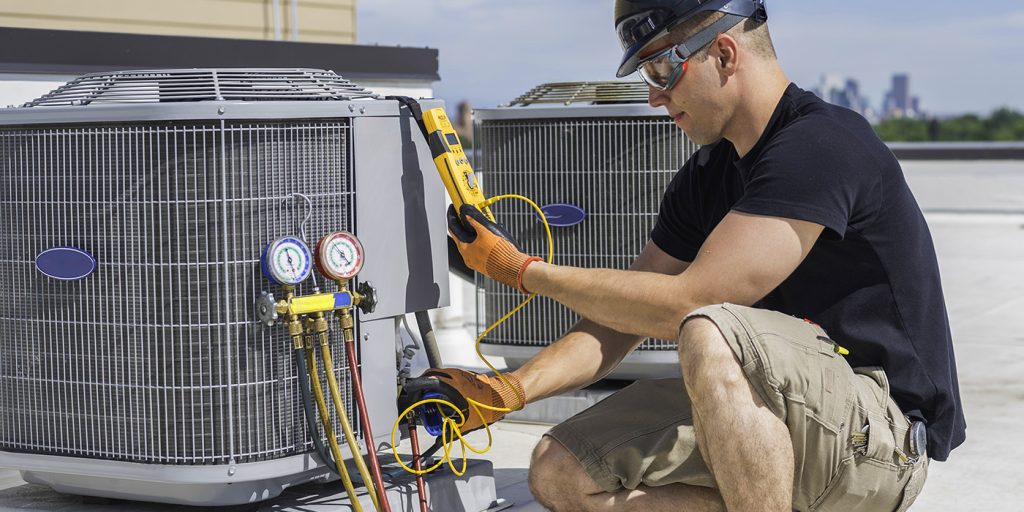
[445,132,460,146]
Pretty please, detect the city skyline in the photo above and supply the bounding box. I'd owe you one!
[811,73,926,123]
[358,1,1024,117]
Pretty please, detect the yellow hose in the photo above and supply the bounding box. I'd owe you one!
[301,334,364,512]
[390,194,554,476]
[320,329,382,512]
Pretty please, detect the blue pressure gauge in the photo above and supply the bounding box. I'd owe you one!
[260,237,313,286]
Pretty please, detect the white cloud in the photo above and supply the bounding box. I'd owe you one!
[1005,11,1024,28]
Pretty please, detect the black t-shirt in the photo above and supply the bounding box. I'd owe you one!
[651,83,966,461]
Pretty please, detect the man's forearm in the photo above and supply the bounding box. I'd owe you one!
[522,262,700,341]
[513,319,642,402]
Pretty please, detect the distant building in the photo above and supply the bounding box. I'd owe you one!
[0,0,356,43]
[454,101,474,147]
[0,0,437,107]
[892,74,910,112]
[811,72,928,122]
[882,74,923,119]
[810,74,875,122]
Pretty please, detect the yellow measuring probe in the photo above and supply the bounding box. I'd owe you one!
[387,96,554,477]
[419,107,495,222]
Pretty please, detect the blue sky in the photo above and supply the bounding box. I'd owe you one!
[358,1,1024,116]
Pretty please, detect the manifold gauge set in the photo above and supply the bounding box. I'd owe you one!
[255,230,376,327]
[256,229,391,511]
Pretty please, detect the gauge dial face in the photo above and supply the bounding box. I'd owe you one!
[261,237,312,286]
[315,231,364,281]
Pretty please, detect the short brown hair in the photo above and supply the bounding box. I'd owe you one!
[667,11,777,62]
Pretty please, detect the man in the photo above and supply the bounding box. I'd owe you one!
[402,0,965,510]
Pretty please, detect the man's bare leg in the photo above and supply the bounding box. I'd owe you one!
[678,317,794,512]
[529,437,725,512]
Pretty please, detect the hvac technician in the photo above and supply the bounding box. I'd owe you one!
[404,0,966,510]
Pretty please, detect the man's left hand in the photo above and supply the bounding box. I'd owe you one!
[398,368,525,434]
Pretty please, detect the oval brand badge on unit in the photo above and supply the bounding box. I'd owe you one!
[35,247,97,281]
[539,203,587,227]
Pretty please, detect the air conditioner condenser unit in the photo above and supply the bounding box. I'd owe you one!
[473,81,699,380]
[0,69,458,506]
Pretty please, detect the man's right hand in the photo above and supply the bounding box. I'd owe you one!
[398,368,526,433]
[448,204,541,293]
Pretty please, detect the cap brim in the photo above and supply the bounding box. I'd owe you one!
[615,28,668,78]
[616,51,642,78]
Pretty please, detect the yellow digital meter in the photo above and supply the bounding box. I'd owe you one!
[420,107,495,222]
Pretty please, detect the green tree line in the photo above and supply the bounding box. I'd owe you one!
[874,108,1024,142]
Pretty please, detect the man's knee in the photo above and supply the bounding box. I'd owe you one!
[529,436,600,507]
[677,315,747,401]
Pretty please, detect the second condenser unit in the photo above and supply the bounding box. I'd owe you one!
[473,81,698,379]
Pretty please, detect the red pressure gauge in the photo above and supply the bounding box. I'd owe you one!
[314,231,364,281]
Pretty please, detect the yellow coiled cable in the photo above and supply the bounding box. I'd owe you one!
[390,194,554,476]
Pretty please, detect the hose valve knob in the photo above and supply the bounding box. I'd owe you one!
[356,281,377,314]
[256,291,279,326]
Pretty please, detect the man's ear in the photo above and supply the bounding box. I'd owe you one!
[713,34,739,76]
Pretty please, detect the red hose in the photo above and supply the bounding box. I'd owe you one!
[345,340,392,512]
[407,420,430,512]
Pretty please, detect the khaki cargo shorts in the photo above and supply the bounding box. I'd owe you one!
[547,303,929,511]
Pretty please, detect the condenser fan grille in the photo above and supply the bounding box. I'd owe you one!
[23,68,376,107]
[0,121,358,464]
[507,81,649,106]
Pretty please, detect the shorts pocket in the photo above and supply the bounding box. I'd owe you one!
[809,456,904,512]
[753,332,849,432]
[863,413,897,463]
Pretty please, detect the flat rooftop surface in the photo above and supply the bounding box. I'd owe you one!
[2,160,1022,511]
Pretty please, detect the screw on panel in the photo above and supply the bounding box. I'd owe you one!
[218,107,226,115]
[228,465,236,476]
[348,104,356,112]
[363,332,369,341]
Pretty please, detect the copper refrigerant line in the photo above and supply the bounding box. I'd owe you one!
[407,415,430,512]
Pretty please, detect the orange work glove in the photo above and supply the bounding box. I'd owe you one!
[447,204,541,293]
[398,368,526,433]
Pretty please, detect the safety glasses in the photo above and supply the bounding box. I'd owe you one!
[636,42,695,91]
[634,11,746,90]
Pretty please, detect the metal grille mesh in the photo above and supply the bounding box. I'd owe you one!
[0,121,357,465]
[475,117,697,351]
[507,81,649,106]
[24,68,375,107]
